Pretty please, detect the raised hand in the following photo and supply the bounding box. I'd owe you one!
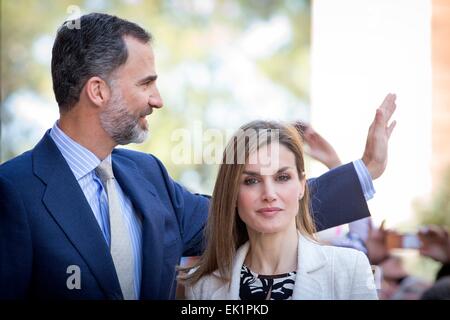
[298,123,342,169]
[419,225,450,264]
[366,220,390,265]
[362,93,397,180]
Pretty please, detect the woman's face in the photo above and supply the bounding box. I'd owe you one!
[237,142,306,236]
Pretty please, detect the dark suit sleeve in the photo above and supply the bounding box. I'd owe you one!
[151,157,209,257]
[308,162,370,232]
[0,175,32,299]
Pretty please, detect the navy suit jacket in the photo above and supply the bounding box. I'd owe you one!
[0,131,370,299]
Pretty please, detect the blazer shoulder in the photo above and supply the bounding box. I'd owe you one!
[0,150,33,181]
[314,243,372,281]
[112,149,166,173]
[322,245,376,298]
[322,244,367,266]
[113,148,158,163]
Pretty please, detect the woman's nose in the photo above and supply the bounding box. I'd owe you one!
[261,182,277,202]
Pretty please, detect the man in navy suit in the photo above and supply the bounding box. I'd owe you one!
[0,13,396,299]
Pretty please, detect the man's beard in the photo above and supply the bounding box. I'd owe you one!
[100,91,149,145]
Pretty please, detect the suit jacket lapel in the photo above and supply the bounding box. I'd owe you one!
[34,132,122,299]
[111,152,165,299]
[210,242,249,299]
[293,234,326,299]
[213,235,327,300]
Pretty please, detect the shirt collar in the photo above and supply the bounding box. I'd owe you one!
[49,121,111,180]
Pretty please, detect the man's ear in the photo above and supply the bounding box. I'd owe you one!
[84,76,111,108]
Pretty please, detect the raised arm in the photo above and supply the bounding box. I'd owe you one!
[299,93,397,231]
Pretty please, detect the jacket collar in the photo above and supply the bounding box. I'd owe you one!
[212,233,327,300]
[293,234,327,299]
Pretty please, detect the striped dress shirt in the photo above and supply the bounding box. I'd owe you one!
[49,121,142,299]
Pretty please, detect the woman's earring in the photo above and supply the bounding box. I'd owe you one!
[298,194,303,200]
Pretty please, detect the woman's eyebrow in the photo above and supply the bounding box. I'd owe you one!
[242,166,293,176]
[242,170,259,176]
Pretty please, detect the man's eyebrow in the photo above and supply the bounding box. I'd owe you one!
[137,74,158,85]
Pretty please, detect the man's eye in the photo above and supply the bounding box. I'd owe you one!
[244,177,259,185]
[277,174,290,182]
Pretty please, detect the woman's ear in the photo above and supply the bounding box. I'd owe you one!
[84,76,111,108]
[298,178,306,200]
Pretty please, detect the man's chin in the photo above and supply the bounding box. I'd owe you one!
[115,128,148,145]
[131,128,149,144]
[135,130,149,144]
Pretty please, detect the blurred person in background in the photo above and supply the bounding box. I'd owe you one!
[364,221,431,299]
[419,225,450,299]
[421,276,450,300]
[419,225,450,277]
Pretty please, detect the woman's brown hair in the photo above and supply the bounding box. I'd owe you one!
[178,120,316,285]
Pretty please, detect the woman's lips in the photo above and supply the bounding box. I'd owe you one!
[256,207,282,216]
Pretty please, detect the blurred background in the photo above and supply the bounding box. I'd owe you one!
[1,0,449,298]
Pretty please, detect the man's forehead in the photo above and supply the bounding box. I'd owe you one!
[123,36,154,59]
[113,36,155,80]
[124,34,151,44]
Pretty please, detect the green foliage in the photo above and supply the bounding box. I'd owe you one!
[1,0,312,193]
[1,0,83,99]
[416,167,450,228]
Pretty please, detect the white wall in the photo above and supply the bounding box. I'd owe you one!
[311,0,432,228]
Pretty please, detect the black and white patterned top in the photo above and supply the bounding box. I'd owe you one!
[239,264,296,300]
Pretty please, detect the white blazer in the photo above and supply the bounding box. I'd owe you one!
[185,234,378,300]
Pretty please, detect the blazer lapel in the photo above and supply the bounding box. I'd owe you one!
[293,234,327,300]
[210,242,250,300]
[111,152,165,299]
[34,133,122,299]
[209,236,327,300]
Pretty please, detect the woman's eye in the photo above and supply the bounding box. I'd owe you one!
[277,174,290,182]
[244,177,259,185]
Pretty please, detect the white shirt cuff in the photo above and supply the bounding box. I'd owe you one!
[353,159,375,201]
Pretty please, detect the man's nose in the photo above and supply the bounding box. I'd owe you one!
[149,86,163,109]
